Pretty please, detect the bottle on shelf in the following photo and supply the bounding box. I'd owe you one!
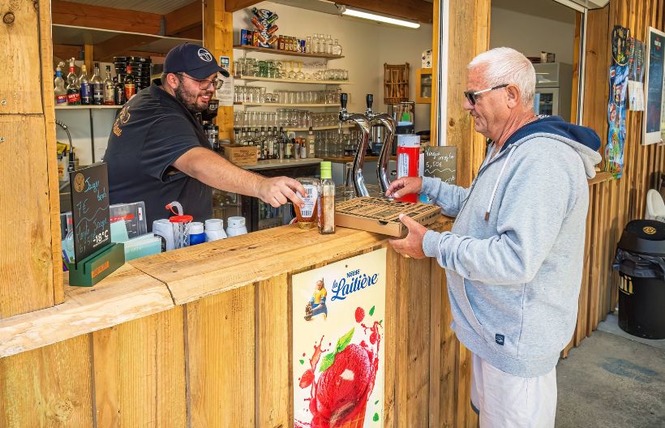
[307,127,316,158]
[332,39,343,56]
[91,63,104,105]
[278,127,286,160]
[326,35,333,55]
[318,161,335,234]
[300,137,308,159]
[54,64,67,106]
[79,64,91,105]
[103,65,115,105]
[114,75,126,105]
[65,58,81,105]
[124,65,136,100]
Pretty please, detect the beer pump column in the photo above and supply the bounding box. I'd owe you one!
[339,93,372,197]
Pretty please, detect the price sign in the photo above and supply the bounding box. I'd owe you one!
[69,162,111,265]
[424,146,457,184]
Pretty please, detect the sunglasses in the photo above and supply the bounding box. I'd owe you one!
[177,73,224,90]
[463,84,508,105]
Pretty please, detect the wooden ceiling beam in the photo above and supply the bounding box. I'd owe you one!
[164,2,203,36]
[225,0,260,13]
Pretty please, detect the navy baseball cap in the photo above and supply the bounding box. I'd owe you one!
[164,43,230,79]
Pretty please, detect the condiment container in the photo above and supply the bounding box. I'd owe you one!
[294,177,319,229]
[205,218,227,241]
[188,222,206,246]
[227,216,248,237]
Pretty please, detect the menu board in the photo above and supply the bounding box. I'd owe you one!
[424,146,457,184]
[69,163,111,265]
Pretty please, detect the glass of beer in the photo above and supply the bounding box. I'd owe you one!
[294,177,319,229]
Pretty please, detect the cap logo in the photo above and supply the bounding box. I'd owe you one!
[197,48,213,62]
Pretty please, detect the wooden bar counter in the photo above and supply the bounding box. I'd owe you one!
[0,219,480,427]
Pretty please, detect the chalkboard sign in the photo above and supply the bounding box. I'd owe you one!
[424,146,457,184]
[69,162,111,265]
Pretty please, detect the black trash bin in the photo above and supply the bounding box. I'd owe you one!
[614,219,665,339]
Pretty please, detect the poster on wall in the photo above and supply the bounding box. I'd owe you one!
[643,27,665,145]
[293,248,387,428]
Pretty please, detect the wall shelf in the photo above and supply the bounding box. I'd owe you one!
[236,76,350,85]
[236,103,337,108]
[55,105,122,110]
[233,45,343,59]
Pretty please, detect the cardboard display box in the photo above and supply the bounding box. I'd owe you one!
[220,144,258,166]
[335,197,442,237]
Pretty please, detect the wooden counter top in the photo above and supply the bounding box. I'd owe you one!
[0,208,451,359]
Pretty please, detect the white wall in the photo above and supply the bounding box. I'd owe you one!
[490,7,576,65]
[233,2,433,132]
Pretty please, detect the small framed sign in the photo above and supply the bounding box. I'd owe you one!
[69,162,111,265]
[424,146,457,184]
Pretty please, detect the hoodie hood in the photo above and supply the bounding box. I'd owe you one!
[498,115,602,178]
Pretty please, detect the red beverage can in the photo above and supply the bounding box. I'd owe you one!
[396,134,420,203]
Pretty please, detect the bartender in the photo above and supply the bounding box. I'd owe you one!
[103,43,304,229]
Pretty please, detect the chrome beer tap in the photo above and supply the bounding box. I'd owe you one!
[339,93,372,197]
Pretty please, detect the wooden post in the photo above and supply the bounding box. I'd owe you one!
[205,0,234,143]
[0,0,63,319]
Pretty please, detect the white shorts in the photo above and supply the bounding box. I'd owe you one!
[470,353,557,428]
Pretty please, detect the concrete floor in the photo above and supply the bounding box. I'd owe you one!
[556,313,665,428]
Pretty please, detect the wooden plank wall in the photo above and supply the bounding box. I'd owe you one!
[0,0,63,319]
[563,0,665,356]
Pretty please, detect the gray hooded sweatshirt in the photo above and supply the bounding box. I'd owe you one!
[422,116,602,377]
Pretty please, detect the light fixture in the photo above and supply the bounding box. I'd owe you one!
[337,5,421,29]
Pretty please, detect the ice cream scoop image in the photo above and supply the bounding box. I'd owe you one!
[310,343,373,427]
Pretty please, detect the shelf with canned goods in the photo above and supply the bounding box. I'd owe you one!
[233,45,344,60]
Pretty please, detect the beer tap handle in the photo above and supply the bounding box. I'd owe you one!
[366,94,373,110]
[339,93,348,121]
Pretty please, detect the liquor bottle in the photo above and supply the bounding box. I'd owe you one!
[318,161,335,234]
[124,65,136,100]
[300,137,307,159]
[79,64,91,105]
[266,127,275,159]
[278,127,286,160]
[65,59,81,105]
[54,65,68,106]
[103,65,115,105]
[114,75,126,105]
[91,63,104,105]
[307,127,316,158]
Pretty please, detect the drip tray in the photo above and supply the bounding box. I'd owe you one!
[335,197,441,237]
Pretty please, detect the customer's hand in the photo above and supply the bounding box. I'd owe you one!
[386,177,423,199]
[257,176,305,208]
[389,214,427,259]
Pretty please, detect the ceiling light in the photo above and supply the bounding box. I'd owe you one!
[338,5,421,29]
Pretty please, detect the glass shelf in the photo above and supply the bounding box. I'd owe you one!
[236,76,350,85]
[233,45,343,59]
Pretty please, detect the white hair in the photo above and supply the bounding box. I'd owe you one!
[468,47,536,107]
